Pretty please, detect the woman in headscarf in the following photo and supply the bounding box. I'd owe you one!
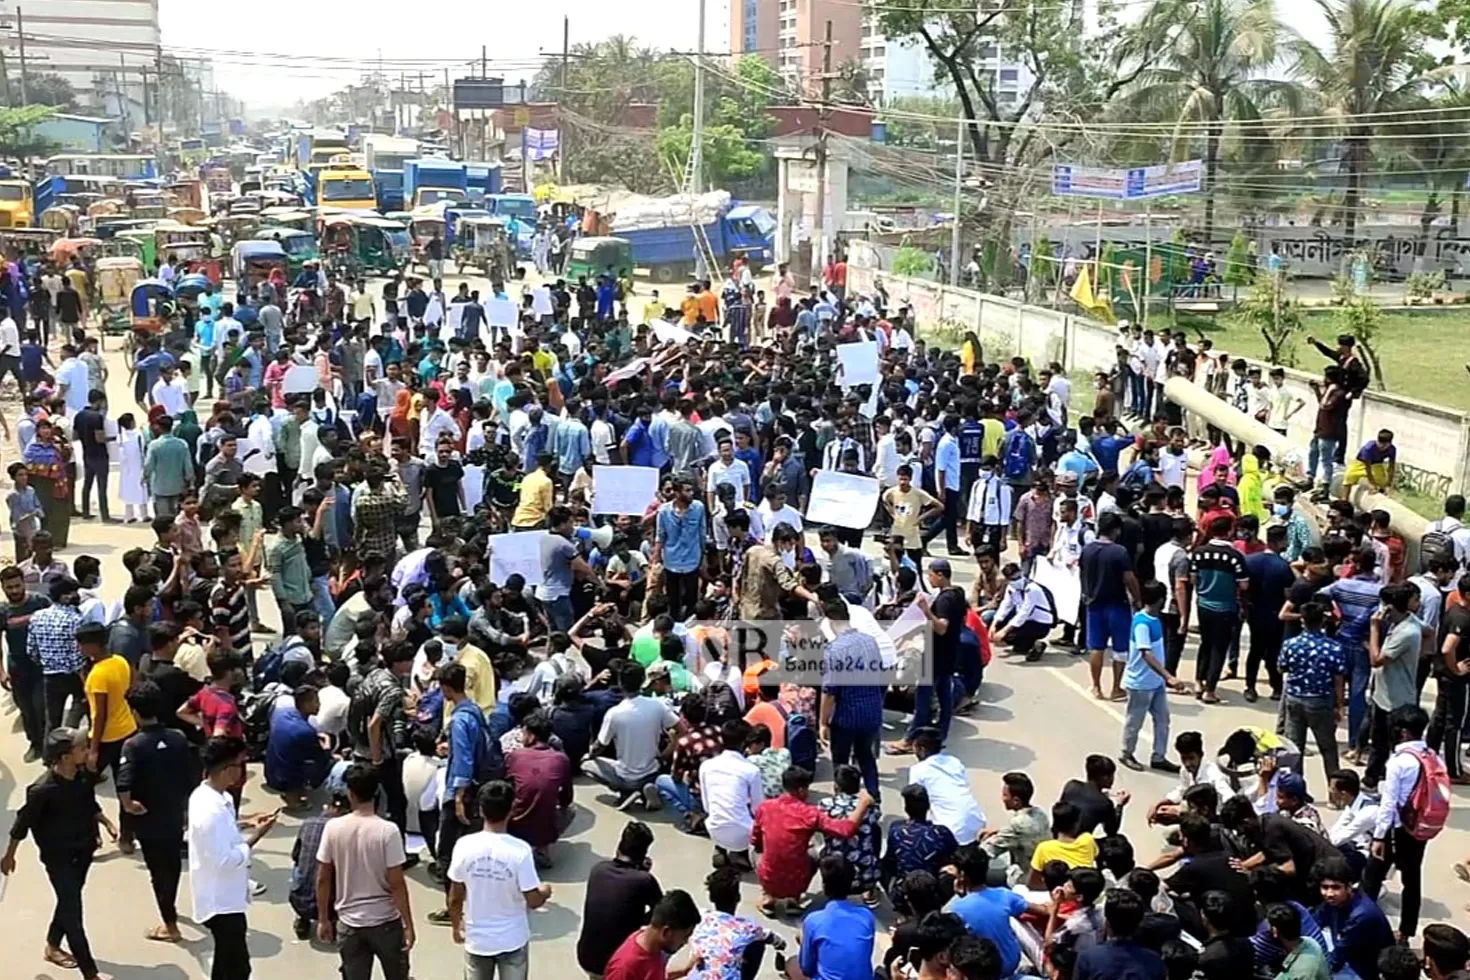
[23,418,72,546]
[451,387,473,455]
[960,331,981,377]
[1194,440,1237,498]
[388,387,415,446]
[174,408,204,485]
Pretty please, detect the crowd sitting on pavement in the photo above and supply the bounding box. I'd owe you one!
[0,252,1468,980]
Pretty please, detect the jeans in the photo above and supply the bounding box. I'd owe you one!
[140,834,184,926]
[1245,618,1283,694]
[1345,640,1370,750]
[340,918,411,980]
[0,352,23,391]
[153,493,180,519]
[585,757,653,795]
[465,945,529,980]
[8,655,45,754]
[80,454,110,519]
[906,671,956,744]
[653,774,701,819]
[310,574,336,623]
[1129,370,1148,417]
[545,595,574,634]
[1363,827,1427,937]
[375,753,408,839]
[1194,608,1236,693]
[829,724,882,799]
[205,911,251,980]
[1121,686,1170,762]
[1283,693,1341,784]
[43,671,86,733]
[664,569,700,621]
[1160,612,1185,675]
[922,489,963,552]
[1363,704,1396,786]
[44,851,97,978]
[1309,436,1339,490]
[1428,675,1469,778]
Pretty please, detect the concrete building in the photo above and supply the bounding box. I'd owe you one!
[858,10,1031,107]
[33,112,119,153]
[1,1,160,115]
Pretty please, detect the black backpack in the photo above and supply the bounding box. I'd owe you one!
[1422,521,1459,573]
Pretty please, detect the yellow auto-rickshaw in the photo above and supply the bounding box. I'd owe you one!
[95,256,144,334]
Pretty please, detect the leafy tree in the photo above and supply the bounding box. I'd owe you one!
[1331,274,1387,388]
[1291,0,1436,238]
[1119,0,1296,246]
[892,245,936,279]
[1235,270,1303,365]
[0,105,56,159]
[656,118,765,187]
[24,74,77,111]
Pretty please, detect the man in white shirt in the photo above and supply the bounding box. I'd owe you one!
[757,485,804,542]
[706,439,751,508]
[188,737,277,980]
[151,364,190,417]
[448,780,552,979]
[698,721,765,868]
[1144,729,1236,825]
[55,344,92,415]
[991,563,1056,661]
[965,459,1013,557]
[1326,768,1380,863]
[418,388,462,456]
[587,662,683,802]
[590,413,616,465]
[0,313,21,388]
[315,762,415,974]
[1427,496,1470,568]
[908,728,986,844]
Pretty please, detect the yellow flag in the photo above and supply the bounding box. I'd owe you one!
[1070,264,1098,308]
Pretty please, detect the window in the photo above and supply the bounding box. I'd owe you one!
[872,45,885,57]
[979,45,998,59]
[1000,68,1019,82]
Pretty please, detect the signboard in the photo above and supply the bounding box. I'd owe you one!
[454,77,506,111]
[1052,160,1203,201]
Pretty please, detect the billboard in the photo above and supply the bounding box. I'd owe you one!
[1053,160,1203,200]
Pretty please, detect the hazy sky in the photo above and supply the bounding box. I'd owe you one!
[158,0,1327,110]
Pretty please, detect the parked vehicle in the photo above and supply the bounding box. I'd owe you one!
[253,227,319,279]
[95,256,144,333]
[565,236,634,282]
[130,279,174,333]
[231,240,288,304]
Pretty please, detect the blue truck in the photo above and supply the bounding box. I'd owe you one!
[402,159,469,210]
[615,203,778,283]
[463,162,503,205]
[363,135,420,212]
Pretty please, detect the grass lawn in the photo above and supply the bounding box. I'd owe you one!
[1172,308,1470,412]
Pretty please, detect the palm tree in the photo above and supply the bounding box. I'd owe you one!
[1120,0,1294,247]
[1290,0,1432,239]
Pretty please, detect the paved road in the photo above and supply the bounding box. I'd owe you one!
[0,278,1465,979]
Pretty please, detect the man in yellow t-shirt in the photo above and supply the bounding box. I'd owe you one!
[680,285,701,326]
[80,620,137,789]
[511,452,556,529]
[883,465,943,554]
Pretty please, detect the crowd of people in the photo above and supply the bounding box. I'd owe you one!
[0,244,1466,980]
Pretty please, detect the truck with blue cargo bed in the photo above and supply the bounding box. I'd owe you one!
[614,202,777,283]
[402,159,469,210]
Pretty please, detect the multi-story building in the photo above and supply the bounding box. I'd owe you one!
[0,0,160,115]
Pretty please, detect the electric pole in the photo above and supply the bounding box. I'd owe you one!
[15,6,26,105]
[949,111,964,285]
[812,20,834,276]
[690,0,706,193]
[559,15,569,183]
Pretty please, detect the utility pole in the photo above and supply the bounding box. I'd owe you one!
[400,72,406,131]
[481,45,487,79]
[690,0,706,193]
[812,20,834,277]
[949,112,964,285]
[559,16,569,183]
[15,6,26,105]
[444,66,454,156]
[141,66,150,126]
[0,44,11,109]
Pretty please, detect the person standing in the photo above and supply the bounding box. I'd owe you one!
[142,415,193,519]
[1362,705,1445,942]
[72,390,113,522]
[889,560,968,753]
[2,726,116,979]
[1188,515,1249,705]
[1364,584,1428,786]
[1277,603,1348,785]
[188,736,278,980]
[0,563,49,761]
[79,621,136,849]
[448,780,553,980]
[117,678,196,943]
[1243,524,1295,702]
[266,507,314,635]
[1081,512,1141,703]
[315,764,415,980]
[29,575,85,734]
[820,597,886,799]
[1118,581,1186,773]
[924,416,965,556]
[653,476,706,622]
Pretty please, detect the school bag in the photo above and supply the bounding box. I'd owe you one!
[1421,520,1459,573]
[785,711,819,774]
[1001,428,1035,480]
[251,642,287,690]
[1399,744,1452,841]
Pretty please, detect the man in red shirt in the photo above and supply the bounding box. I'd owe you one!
[505,712,573,868]
[751,767,873,914]
[603,889,702,980]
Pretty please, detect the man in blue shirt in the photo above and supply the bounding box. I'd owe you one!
[437,661,497,884]
[1075,888,1165,980]
[821,599,886,799]
[1244,525,1296,703]
[652,476,705,621]
[1317,547,1384,753]
[1090,420,1136,476]
[1055,434,1100,485]
[1120,581,1186,772]
[264,685,332,807]
[623,405,655,468]
[798,855,875,980]
[923,415,964,556]
[948,845,1048,977]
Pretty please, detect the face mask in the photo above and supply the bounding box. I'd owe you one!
[780,549,797,570]
[1274,504,1291,517]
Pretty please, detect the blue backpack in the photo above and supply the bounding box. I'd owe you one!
[785,712,819,774]
[1002,429,1035,480]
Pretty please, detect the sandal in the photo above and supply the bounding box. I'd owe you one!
[884,741,914,757]
[145,925,181,943]
[1456,863,1470,885]
[426,908,453,926]
[756,902,781,919]
[43,947,78,970]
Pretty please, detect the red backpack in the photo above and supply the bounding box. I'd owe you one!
[1399,745,1452,841]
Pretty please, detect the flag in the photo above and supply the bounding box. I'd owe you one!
[1070,263,1114,321]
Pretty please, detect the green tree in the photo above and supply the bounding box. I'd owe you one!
[1331,274,1387,387]
[1291,0,1436,239]
[1119,0,1295,246]
[24,74,77,110]
[1235,271,1302,365]
[656,119,765,187]
[0,105,56,159]
[892,245,936,279]
[1223,230,1253,286]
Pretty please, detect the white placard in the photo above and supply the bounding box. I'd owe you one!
[425,295,444,327]
[860,382,880,419]
[805,470,880,530]
[604,357,649,387]
[592,465,661,516]
[486,298,519,328]
[836,341,880,387]
[886,601,930,644]
[463,463,485,511]
[531,286,554,317]
[282,364,319,395]
[1031,556,1080,626]
[488,530,547,586]
[447,302,466,335]
[653,320,696,347]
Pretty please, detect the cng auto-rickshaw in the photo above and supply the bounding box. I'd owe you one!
[95,256,143,334]
[173,273,212,312]
[129,191,168,220]
[114,229,156,269]
[454,215,514,280]
[167,242,221,284]
[566,235,634,282]
[231,240,288,304]
[408,211,445,266]
[253,228,319,280]
[321,217,408,279]
[130,278,174,333]
[41,206,81,235]
[214,214,261,249]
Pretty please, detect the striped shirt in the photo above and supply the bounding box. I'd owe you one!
[209,580,252,659]
[1318,575,1382,645]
